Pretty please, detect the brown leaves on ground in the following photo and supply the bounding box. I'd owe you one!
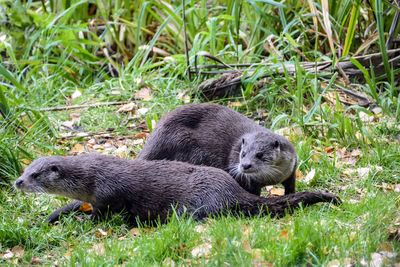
[134,87,153,101]
[117,102,137,113]
[78,202,93,212]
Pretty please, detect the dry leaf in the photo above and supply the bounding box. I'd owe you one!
[296,169,303,180]
[279,229,289,239]
[130,228,141,236]
[194,225,207,234]
[71,89,82,100]
[96,228,108,238]
[137,107,149,116]
[135,87,152,101]
[135,132,149,139]
[11,246,24,258]
[162,257,176,267]
[370,252,384,267]
[302,169,316,184]
[228,101,243,107]
[0,249,14,259]
[61,120,75,129]
[78,202,93,212]
[92,243,105,256]
[31,256,42,264]
[191,243,212,258]
[117,102,136,113]
[270,187,285,197]
[324,146,335,154]
[243,240,251,251]
[71,143,86,154]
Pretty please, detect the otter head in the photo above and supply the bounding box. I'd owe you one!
[234,132,297,185]
[15,156,91,201]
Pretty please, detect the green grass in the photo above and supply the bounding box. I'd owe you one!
[1,0,400,265]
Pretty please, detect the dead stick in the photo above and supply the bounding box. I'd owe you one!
[40,101,133,112]
[182,0,191,81]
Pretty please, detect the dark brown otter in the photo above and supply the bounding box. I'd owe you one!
[15,154,340,224]
[138,103,297,196]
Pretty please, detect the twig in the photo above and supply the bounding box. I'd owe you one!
[386,1,400,49]
[40,101,133,112]
[182,0,191,81]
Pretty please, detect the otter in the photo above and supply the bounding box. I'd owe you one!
[15,154,340,224]
[138,103,297,196]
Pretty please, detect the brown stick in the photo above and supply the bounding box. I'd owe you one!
[182,0,191,81]
[40,101,133,112]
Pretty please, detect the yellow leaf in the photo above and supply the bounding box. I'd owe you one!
[78,202,93,212]
[270,187,285,197]
[71,143,86,154]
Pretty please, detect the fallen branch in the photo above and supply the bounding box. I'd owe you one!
[40,101,133,112]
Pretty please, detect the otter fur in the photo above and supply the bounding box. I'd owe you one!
[15,154,340,224]
[138,103,297,196]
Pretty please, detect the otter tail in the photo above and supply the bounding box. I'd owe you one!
[243,191,341,218]
[46,200,87,223]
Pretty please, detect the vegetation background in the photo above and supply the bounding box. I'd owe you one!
[0,0,399,265]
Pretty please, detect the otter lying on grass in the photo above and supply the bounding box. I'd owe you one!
[15,154,340,224]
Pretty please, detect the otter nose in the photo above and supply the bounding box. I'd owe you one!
[15,179,23,187]
[242,163,252,170]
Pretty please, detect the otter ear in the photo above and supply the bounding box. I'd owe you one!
[50,165,59,172]
[273,140,280,149]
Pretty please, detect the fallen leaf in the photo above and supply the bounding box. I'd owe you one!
[0,249,14,259]
[92,243,105,255]
[96,228,108,238]
[31,256,42,264]
[191,243,212,258]
[78,202,93,212]
[134,87,152,101]
[130,228,141,236]
[324,146,335,154]
[243,239,251,251]
[279,229,289,239]
[11,246,24,258]
[117,102,136,113]
[302,169,316,184]
[195,225,207,234]
[135,132,149,139]
[71,89,82,99]
[137,107,149,116]
[163,257,176,267]
[71,143,86,154]
[296,169,303,179]
[228,101,243,107]
[270,187,285,197]
[370,252,384,267]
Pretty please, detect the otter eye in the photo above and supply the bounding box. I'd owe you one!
[242,138,245,144]
[31,173,39,179]
[256,152,263,159]
[241,152,246,158]
[273,140,280,149]
[50,166,59,172]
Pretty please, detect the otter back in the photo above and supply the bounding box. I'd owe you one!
[138,103,297,195]
[15,154,340,224]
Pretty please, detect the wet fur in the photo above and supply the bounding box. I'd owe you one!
[16,154,340,224]
[138,103,297,195]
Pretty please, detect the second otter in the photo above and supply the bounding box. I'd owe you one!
[16,154,339,224]
[138,103,297,196]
